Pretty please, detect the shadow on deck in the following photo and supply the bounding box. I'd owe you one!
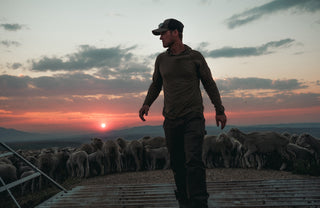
[36,178,320,208]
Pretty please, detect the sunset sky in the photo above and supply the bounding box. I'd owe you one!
[1,0,320,134]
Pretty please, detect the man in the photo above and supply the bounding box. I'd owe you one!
[139,18,227,208]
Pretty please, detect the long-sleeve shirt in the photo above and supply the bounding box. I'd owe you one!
[143,45,225,119]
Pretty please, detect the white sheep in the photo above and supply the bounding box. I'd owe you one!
[116,138,144,171]
[296,133,320,163]
[0,163,17,184]
[139,136,166,149]
[67,150,89,178]
[102,140,122,174]
[202,133,243,168]
[88,150,104,176]
[79,137,104,154]
[227,128,291,170]
[20,170,38,196]
[144,145,170,170]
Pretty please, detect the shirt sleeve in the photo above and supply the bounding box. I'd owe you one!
[196,52,225,115]
[143,56,163,107]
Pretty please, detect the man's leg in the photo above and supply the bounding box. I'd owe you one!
[184,113,208,208]
[163,117,189,207]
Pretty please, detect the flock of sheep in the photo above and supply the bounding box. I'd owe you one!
[0,128,319,197]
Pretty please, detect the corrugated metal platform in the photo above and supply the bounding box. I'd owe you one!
[36,179,320,208]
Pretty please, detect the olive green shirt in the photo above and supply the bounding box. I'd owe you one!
[143,45,225,119]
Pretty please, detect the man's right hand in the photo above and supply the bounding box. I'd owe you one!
[139,105,150,121]
[216,114,227,130]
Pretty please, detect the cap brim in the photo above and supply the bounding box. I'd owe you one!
[152,28,168,35]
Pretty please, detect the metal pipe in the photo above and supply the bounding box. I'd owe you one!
[0,142,68,193]
[0,177,21,208]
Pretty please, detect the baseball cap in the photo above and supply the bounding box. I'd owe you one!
[152,18,184,35]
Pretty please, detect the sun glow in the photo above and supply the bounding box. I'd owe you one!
[101,123,106,128]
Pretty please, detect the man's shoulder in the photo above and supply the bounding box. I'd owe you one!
[189,49,203,57]
[155,46,204,59]
[187,49,205,62]
[183,45,202,57]
[156,51,168,59]
[154,51,168,66]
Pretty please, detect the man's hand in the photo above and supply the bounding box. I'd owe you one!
[139,105,150,121]
[216,114,227,130]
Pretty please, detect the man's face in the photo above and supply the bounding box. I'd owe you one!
[160,30,174,48]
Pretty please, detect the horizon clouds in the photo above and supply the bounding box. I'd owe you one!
[1,40,319,131]
[225,0,320,29]
[1,39,319,132]
[1,0,319,133]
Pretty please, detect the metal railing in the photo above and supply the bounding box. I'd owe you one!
[0,142,68,208]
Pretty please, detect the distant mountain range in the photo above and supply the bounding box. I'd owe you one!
[104,123,320,140]
[1,123,320,144]
[0,127,43,142]
[0,127,90,143]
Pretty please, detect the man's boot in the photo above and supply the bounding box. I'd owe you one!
[190,199,208,208]
[190,193,209,208]
[174,190,190,208]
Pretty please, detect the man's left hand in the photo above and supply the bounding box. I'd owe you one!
[216,114,227,130]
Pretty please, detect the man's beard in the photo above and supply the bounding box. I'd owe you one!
[162,40,174,48]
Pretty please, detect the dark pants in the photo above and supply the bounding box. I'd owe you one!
[163,112,209,208]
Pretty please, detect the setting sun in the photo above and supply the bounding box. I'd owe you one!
[101,123,106,128]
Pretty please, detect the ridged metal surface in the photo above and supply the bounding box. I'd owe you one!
[36,179,320,208]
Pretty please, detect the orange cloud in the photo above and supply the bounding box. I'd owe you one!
[1,106,319,134]
[0,109,12,114]
[218,106,320,126]
[0,110,163,133]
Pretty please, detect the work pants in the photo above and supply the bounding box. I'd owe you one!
[163,112,209,208]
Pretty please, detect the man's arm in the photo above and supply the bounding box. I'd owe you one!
[197,53,227,129]
[139,58,163,121]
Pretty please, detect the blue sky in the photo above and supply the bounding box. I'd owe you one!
[0,0,320,133]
